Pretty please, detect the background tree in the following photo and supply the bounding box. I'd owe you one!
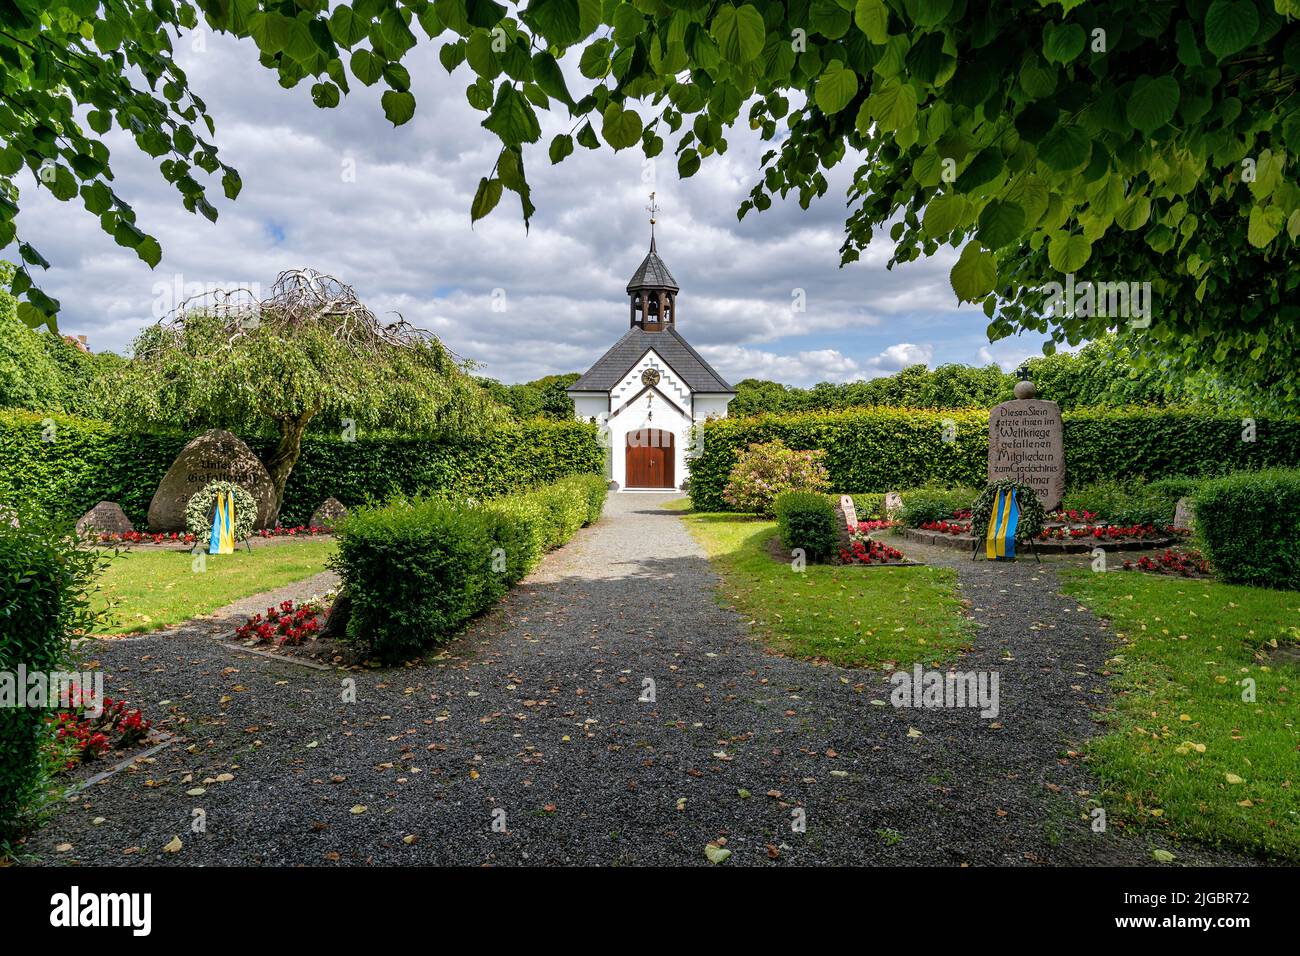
[476,375,543,417]
[729,378,798,416]
[8,2,1297,406]
[38,336,128,419]
[528,372,579,418]
[0,262,63,410]
[476,372,578,419]
[110,269,499,510]
[723,342,1227,415]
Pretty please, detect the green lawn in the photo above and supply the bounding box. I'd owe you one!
[89,539,337,635]
[677,506,970,668]
[1061,569,1300,861]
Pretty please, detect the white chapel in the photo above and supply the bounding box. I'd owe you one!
[567,224,734,490]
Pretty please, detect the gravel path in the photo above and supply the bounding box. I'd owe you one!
[27,495,1250,866]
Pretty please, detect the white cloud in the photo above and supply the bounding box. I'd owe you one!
[697,345,867,387]
[868,342,934,373]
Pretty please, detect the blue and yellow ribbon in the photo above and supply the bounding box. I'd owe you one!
[985,488,1020,561]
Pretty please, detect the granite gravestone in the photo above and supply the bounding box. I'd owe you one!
[988,381,1065,510]
[76,501,134,537]
[839,494,859,529]
[147,429,278,531]
[309,497,349,529]
[883,491,904,519]
[1173,497,1196,530]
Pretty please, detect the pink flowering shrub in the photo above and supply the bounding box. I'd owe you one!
[723,440,830,517]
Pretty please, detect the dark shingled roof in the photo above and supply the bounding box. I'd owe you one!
[568,326,734,393]
[625,238,679,293]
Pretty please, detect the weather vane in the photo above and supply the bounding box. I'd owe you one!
[646,191,660,240]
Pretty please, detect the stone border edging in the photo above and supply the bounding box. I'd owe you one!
[903,527,1178,553]
[60,732,177,800]
[218,641,335,671]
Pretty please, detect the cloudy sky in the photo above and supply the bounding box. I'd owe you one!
[8,27,1052,387]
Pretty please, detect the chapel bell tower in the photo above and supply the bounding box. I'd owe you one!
[627,192,679,332]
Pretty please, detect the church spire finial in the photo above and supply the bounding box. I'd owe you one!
[646,191,660,247]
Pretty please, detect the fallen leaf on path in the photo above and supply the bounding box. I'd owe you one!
[704,844,731,864]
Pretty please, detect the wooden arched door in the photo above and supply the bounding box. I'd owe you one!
[625,429,675,488]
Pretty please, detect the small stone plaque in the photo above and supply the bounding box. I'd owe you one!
[1173,497,1196,530]
[839,494,858,530]
[309,497,349,529]
[76,501,134,537]
[883,491,904,518]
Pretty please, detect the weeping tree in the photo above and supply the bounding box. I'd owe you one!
[113,269,499,510]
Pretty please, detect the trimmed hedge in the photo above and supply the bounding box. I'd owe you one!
[0,518,101,838]
[1194,469,1300,590]
[332,474,607,662]
[774,491,839,561]
[0,410,603,527]
[688,408,1300,511]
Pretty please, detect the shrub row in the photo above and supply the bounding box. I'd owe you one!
[332,474,607,662]
[0,410,603,527]
[1061,476,1206,525]
[0,518,100,839]
[898,485,980,527]
[774,491,839,561]
[1194,469,1300,590]
[688,408,1300,511]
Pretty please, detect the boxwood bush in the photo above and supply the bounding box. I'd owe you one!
[688,407,1300,512]
[774,491,839,561]
[900,485,979,527]
[1194,469,1300,590]
[332,474,606,662]
[0,517,101,839]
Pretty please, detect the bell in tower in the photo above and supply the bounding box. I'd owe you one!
[627,193,679,332]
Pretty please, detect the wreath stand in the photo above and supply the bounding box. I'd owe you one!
[190,537,253,555]
[970,477,1043,564]
[970,533,1040,564]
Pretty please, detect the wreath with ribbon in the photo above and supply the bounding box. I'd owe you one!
[969,479,1046,542]
[185,480,257,542]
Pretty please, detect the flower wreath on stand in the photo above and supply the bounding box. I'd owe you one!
[185,480,257,544]
[969,479,1047,543]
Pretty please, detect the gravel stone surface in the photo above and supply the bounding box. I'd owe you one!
[27,495,1251,866]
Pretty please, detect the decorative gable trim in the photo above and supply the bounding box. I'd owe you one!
[609,348,691,415]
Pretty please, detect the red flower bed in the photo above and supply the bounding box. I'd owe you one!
[920,519,972,535]
[951,508,972,519]
[853,519,899,533]
[1037,523,1168,541]
[840,538,906,565]
[96,530,196,545]
[50,690,153,769]
[256,525,332,537]
[235,598,324,647]
[1123,548,1211,577]
[94,526,331,544]
[1050,509,1099,523]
